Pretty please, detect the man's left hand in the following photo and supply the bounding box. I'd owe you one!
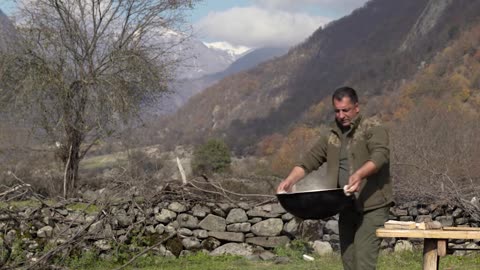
[346,173,363,193]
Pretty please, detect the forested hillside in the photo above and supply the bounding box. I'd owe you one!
[159,0,480,154]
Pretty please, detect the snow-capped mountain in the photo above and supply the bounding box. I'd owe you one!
[203,41,251,59]
[163,31,251,80]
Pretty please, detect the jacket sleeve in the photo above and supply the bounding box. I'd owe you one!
[295,134,328,174]
[366,125,390,169]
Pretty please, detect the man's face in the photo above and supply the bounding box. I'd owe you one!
[333,97,359,127]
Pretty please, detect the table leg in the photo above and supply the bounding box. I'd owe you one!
[423,238,439,270]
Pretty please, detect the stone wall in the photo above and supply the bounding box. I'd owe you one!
[1,198,479,264]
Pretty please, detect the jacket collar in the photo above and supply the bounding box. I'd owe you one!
[330,114,363,135]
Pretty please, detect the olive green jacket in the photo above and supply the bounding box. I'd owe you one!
[297,114,393,211]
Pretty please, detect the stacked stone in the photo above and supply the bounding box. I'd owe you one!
[0,199,479,261]
[383,201,480,253]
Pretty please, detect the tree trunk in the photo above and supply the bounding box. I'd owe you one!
[63,129,82,198]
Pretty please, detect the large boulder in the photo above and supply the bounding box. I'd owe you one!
[251,218,283,236]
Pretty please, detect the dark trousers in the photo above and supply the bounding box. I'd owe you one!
[339,205,389,270]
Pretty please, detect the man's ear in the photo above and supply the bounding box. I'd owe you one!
[354,103,360,113]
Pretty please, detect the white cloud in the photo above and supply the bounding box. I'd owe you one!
[253,0,370,13]
[195,6,330,48]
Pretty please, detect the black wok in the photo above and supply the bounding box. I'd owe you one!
[276,188,353,219]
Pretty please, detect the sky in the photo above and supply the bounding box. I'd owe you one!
[0,0,370,49]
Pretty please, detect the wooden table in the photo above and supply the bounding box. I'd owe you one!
[376,227,480,270]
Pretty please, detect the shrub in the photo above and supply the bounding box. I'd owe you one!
[192,139,231,175]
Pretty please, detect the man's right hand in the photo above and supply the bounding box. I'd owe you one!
[275,166,306,194]
[276,179,294,193]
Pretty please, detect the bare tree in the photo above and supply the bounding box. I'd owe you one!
[391,103,480,220]
[1,0,198,197]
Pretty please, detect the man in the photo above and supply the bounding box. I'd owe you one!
[277,86,393,270]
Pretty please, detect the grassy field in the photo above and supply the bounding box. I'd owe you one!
[66,249,480,270]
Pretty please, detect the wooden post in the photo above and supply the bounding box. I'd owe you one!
[176,157,187,185]
[423,239,439,270]
[437,239,447,257]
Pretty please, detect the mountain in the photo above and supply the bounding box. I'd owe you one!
[159,0,480,154]
[158,47,288,114]
[171,35,249,80]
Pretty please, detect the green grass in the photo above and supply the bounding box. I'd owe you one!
[80,152,128,170]
[65,202,101,214]
[64,250,480,270]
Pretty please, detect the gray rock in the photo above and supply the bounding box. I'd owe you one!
[249,217,262,223]
[179,250,193,257]
[431,208,444,219]
[178,228,193,237]
[251,218,283,236]
[274,256,291,264]
[37,226,53,238]
[56,209,68,216]
[452,208,463,218]
[246,236,290,248]
[435,216,454,227]
[455,217,468,225]
[260,203,287,215]
[299,220,324,241]
[182,237,201,249]
[88,221,104,235]
[312,240,333,256]
[177,214,199,229]
[281,213,294,221]
[218,203,234,212]
[247,209,281,218]
[418,207,430,215]
[237,202,250,210]
[259,250,276,261]
[408,207,418,217]
[208,231,244,242]
[226,208,248,224]
[65,212,86,223]
[193,229,208,239]
[168,202,187,213]
[283,218,299,235]
[381,238,396,249]
[155,224,165,234]
[227,223,251,232]
[4,230,16,245]
[330,234,340,243]
[116,212,134,227]
[155,209,177,224]
[391,208,408,216]
[165,225,176,234]
[394,240,413,252]
[192,204,211,218]
[211,243,254,257]
[399,216,414,222]
[415,215,432,223]
[324,220,339,235]
[199,214,226,231]
[158,245,175,257]
[201,237,222,251]
[145,225,156,234]
[168,220,180,229]
[94,240,112,251]
[212,208,226,217]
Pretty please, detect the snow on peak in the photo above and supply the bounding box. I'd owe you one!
[203,41,251,57]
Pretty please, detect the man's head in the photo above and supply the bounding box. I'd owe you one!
[332,87,359,128]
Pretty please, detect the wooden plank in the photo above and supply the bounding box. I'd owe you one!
[437,239,447,257]
[423,239,438,270]
[376,228,480,239]
[443,226,480,231]
[384,220,416,230]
